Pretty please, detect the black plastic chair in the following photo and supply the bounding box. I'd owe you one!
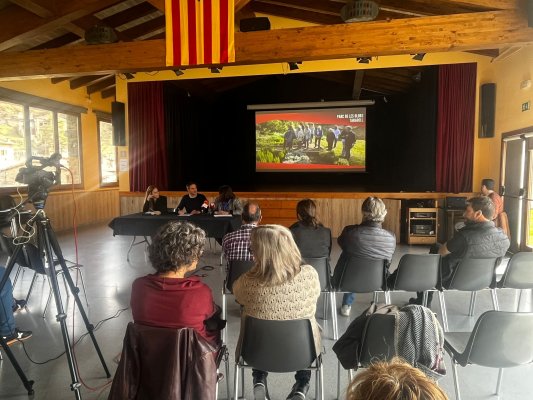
[332,256,390,337]
[303,256,338,339]
[388,254,441,307]
[336,312,396,399]
[438,257,500,332]
[234,316,323,400]
[497,252,533,311]
[444,310,533,400]
[221,259,254,343]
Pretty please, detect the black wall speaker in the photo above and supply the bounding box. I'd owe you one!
[479,83,496,138]
[240,17,270,32]
[111,101,126,146]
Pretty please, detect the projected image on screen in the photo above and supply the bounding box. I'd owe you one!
[256,107,366,172]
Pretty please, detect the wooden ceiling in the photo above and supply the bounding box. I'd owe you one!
[0,0,529,100]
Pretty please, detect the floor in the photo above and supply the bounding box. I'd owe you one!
[0,222,531,400]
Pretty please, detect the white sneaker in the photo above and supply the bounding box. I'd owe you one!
[340,305,351,317]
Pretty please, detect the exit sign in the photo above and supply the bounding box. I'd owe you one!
[522,101,531,112]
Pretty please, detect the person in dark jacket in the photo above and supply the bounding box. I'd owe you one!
[289,199,331,259]
[410,196,510,307]
[333,197,396,317]
[142,185,167,215]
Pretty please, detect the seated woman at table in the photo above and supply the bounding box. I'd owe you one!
[130,221,224,345]
[233,225,321,400]
[289,199,332,260]
[142,185,168,215]
[214,185,243,215]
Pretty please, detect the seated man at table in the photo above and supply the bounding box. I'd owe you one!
[410,196,510,307]
[175,182,207,215]
[332,197,396,317]
[222,202,261,262]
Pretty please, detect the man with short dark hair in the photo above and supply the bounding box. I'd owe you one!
[175,182,207,215]
[411,196,510,306]
[222,202,261,261]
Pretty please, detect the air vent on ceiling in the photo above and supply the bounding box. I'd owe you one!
[341,0,379,23]
[85,24,118,44]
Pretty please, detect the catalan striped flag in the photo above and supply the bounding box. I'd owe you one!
[165,0,235,67]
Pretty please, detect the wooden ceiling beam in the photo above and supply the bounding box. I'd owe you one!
[250,2,342,25]
[235,0,254,13]
[103,2,158,28]
[0,0,121,51]
[0,9,531,79]
[69,74,109,89]
[86,76,115,94]
[8,0,54,18]
[120,15,165,39]
[146,0,164,12]
[101,86,116,99]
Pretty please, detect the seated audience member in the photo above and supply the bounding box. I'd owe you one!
[333,197,396,317]
[233,225,321,400]
[289,199,331,259]
[222,202,261,261]
[214,185,243,215]
[175,182,208,215]
[345,357,449,400]
[410,196,510,307]
[0,266,32,345]
[142,185,167,215]
[130,221,223,345]
[481,178,503,223]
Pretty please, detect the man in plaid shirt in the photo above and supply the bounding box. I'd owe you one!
[222,202,261,261]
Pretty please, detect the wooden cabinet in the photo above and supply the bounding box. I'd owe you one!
[407,207,438,245]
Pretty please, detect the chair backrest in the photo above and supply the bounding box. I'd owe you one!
[499,252,533,289]
[448,257,498,291]
[359,313,397,366]
[108,322,219,400]
[336,256,387,292]
[239,317,317,373]
[0,195,15,227]
[391,254,440,292]
[463,311,533,368]
[303,256,331,291]
[226,259,254,292]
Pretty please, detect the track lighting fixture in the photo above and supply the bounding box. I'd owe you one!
[210,67,222,73]
[411,53,426,61]
[173,69,184,77]
[288,62,299,71]
[123,72,135,80]
[356,57,371,64]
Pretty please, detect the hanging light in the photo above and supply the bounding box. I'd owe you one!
[341,1,379,23]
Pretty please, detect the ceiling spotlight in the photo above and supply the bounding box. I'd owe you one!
[412,53,426,61]
[288,62,299,71]
[356,57,371,64]
[412,71,422,83]
[173,69,184,77]
[210,67,222,73]
[123,72,135,80]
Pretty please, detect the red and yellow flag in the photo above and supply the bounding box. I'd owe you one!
[165,0,235,67]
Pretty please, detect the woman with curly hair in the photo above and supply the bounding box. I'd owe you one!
[130,221,222,345]
[346,357,448,400]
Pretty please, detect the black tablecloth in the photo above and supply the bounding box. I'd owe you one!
[108,213,242,239]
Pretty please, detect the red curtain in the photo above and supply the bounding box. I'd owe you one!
[128,82,168,192]
[436,63,477,193]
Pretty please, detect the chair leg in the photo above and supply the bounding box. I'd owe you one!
[222,292,227,344]
[319,363,324,400]
[225,354,230,400]
[315,368,319,400]
[516,289,523,312]
[331,292,339,341]
[337,360,341,400]
[468,292,476,316]
[422,291,428,307]
[451,360,461,400]
[439,292,449,332]
[491,289,499,311]
[322,292,328,321]
[24,271,39,304]
[384,290,391,304]
[233,363,240,400]
[372,292,378,303]
[127,236,136,262]
[496,368,504,395]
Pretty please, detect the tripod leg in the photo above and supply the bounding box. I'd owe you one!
[0,337,35,395]
[44,222,111,379]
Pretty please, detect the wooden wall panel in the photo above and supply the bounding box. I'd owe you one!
[20,189,120,232]
[119,191,411,239]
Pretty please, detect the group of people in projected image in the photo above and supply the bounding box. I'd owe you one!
[282,122,361,159]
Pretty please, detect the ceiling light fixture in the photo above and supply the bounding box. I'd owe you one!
[288,62,300,71]
[123,72,135,80]
[412,53,426,61]
[341,0,379,23]
[210,67,222,73]
[173,69,185,77]
[356,57,371,64]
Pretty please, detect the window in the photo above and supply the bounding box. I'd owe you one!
[0,92,83,188]
[98,117,118,186]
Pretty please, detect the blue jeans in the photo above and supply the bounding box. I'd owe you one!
[342,292,355,306]
[0,266,15,336]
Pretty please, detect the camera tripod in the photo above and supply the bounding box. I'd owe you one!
[0,208,110,399]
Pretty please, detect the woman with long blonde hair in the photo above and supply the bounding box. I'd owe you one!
[233,224,321,400]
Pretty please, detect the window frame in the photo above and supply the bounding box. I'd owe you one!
[0,87,85,192]
[96,114,118,187]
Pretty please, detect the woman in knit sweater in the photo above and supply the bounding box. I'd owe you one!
[233,224,321,400]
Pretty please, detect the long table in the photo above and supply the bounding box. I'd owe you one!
[109,213,242,260]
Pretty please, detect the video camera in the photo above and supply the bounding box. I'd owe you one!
[15,153,62,209]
